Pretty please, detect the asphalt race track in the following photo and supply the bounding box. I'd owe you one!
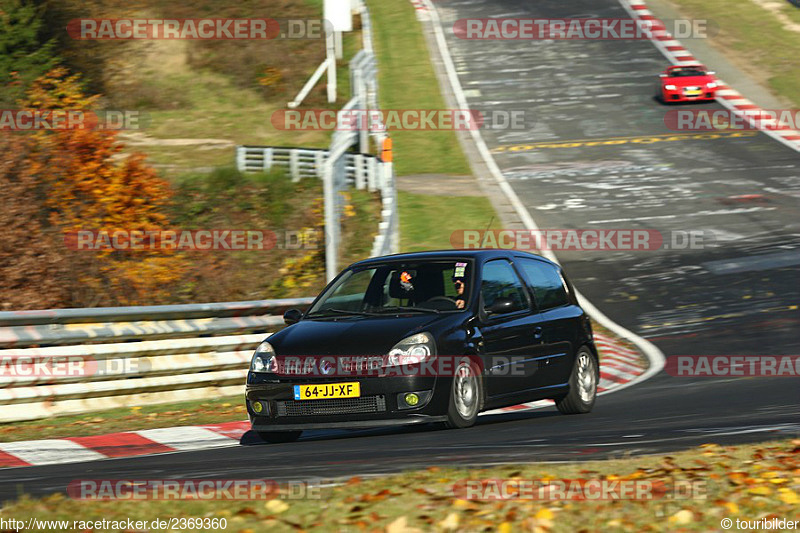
[2,0,799,500]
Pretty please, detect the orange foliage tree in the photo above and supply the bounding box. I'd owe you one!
[0,133,71,310]
[22,67,186,306]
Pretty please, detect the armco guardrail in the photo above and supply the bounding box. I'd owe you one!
[0,298,314,422]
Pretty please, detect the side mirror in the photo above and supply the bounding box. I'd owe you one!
[283,308,303,325]
[484,297,516,316]
[659,73,667,78]
[707,71,715,75]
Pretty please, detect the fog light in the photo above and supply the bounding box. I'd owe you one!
[251,401,264,414]
[404,393,420,407]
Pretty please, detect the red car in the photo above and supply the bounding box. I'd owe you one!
[657,65,718,103]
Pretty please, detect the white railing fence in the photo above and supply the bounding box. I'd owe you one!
[235,146,397,259]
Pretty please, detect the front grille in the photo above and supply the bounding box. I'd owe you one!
[276,395,386,417]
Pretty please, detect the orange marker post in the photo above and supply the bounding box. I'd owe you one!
[381,137,393,162]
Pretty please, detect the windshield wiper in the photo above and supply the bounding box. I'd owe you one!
[306,308,364,317]
[306,308,382,318]
[372,306,441,314]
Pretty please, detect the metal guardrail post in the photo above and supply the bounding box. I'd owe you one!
[323,157,338,281]
[358,0,373,55]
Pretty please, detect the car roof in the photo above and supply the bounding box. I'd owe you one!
[349,249,557,268]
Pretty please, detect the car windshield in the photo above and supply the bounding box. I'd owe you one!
[307,259,473,315]
[669,67,706,77]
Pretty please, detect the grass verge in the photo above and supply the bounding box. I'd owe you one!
[2,439,797,531]
[668,0,800,106]
[398,191,500,252]
[367,0,472,176]
[45,0,361,178]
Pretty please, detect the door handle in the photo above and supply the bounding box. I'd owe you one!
[533,326,543,340]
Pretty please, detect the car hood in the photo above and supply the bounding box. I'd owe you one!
[663,75,712,87]
[267,313,446,356]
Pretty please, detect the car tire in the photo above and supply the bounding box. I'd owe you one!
[257,430,302,443]
[445,358,482,429]
[555,347,598,415]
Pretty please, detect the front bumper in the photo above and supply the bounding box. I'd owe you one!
[245,373,450,430]
[662,88,716,102]
[251,416,447,432]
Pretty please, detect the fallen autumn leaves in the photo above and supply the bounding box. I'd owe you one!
[1,438,797,531]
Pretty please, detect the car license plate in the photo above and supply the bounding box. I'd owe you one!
[685,90,702,96]
[293,382,360,401]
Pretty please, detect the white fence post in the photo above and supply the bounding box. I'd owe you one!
[366,157,376,192]
[235,147,245,171]
[354,154,366,189]
[315,151,326,178]
[265,147,273,171]
[289,150,300,182]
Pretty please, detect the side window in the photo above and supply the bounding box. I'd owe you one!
[318,269,374,311]
[480,260,529,315]
[517,259,569,310]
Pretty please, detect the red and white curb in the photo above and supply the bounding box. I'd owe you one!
[621,0,800,152]
[0,421,250,468]
[0,334,646,468]
[409,0,430,21]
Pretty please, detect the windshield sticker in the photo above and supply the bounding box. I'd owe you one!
[454,262,467,278]
[400,271,414,291]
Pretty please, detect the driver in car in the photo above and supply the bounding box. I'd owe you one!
[453,277,466,309]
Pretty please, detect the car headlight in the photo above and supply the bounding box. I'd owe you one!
[387,332,436,366]
[250,341,276,372]
[706,82,717,88]
[664,84,677,90]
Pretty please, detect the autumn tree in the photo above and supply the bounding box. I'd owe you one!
[22,67,186,306]
[0,133,72,309]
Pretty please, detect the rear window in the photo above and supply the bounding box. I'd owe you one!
[516,258,569,310]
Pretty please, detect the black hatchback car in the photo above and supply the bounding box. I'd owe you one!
[246,250,598,443]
